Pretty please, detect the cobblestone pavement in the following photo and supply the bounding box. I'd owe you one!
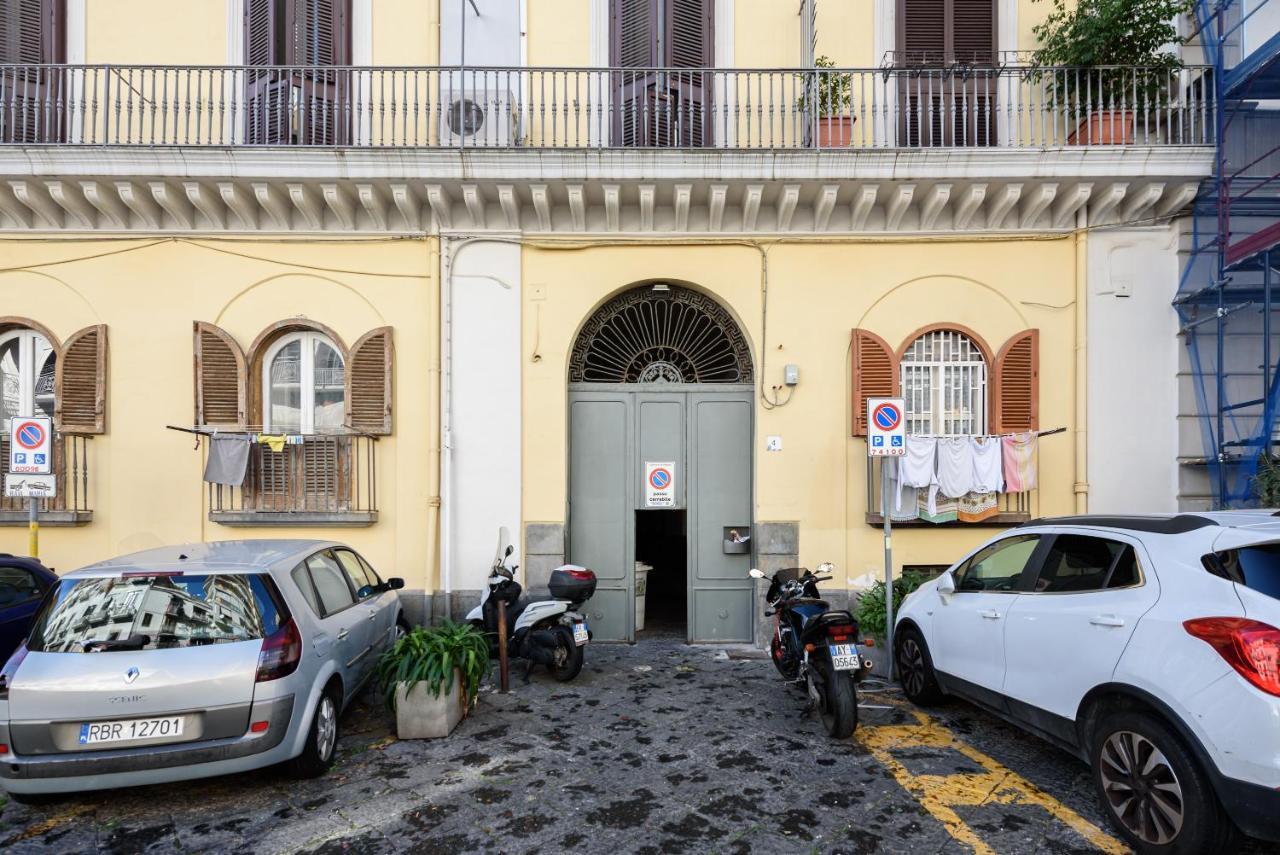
[0,639,1272,854]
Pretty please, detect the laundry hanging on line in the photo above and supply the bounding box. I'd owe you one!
[202,433,252,485]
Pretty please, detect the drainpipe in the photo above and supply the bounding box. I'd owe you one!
[1074,207,1089,513]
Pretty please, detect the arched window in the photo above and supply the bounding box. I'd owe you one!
[900,329,987,436]
[0,328,56,432]
[263,331,345,433]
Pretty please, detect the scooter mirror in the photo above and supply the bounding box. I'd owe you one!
[505,545,514,557]
[748,568,765,579]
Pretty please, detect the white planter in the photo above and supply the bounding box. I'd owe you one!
[394,668,466,739]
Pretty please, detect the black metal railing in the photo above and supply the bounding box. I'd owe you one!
[0,63,1214,149]
[207,432,377,520]
[865,453,1033,526]
[0,432,92,516]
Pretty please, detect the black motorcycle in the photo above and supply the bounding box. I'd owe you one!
[750,563,870,738]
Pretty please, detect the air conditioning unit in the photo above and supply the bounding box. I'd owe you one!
[439,88,521,147]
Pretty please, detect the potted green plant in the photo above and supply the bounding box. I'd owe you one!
[1030,0,1191,145]
[374,621,490,739]
[803,56,855,147]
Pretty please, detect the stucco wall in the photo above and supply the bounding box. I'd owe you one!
[521,236,1081,590]
[0,237,439,593]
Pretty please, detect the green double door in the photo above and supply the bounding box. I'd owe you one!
[567,385,754,643]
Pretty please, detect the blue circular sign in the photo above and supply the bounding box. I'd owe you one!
[649,468,671,489]
[15,421,45,449]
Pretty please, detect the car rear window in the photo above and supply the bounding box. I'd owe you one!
[27,573,286,653]
[1205,544,1280,600]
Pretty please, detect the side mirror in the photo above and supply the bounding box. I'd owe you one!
[817,562,834,574]
[937,570,956,596]
[749,568,765,579]
[387,577,405,591]
[505,545,514,558]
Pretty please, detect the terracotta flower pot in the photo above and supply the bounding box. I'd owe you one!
[817,115,855,147]
[1067,110,1135,145]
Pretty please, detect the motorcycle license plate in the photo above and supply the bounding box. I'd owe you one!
[829,643,861,671]
[573,621,589,646]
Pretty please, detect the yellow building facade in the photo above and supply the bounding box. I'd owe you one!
[0,0,1211,640]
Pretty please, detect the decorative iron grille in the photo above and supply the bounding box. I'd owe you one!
[569,285,753,384]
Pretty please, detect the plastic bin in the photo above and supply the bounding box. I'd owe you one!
[635,562,650,631]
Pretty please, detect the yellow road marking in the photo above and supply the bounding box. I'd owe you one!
[860,708,1126,855]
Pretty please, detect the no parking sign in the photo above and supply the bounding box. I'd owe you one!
[644,461,676,507]
[867,398,906,458]
[9,415,52,474]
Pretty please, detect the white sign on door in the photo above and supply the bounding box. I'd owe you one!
[644,461,676,507]
[867,397,906,458]
[8,415,52,474]
[5,473,56,498]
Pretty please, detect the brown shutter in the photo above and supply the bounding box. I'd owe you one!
[952,0,995,63]
[0,0,65,143]
[244,0,276,65]
[992,329,1039,433]
[611,0,659,67]
[851,329,899,437]
[283,0,350,65]
[55,324,106,434]
[345,327,393,435]
[899,0,945,64]
[194,322,247,427]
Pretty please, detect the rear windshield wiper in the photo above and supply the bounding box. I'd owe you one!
[82,634,151,652]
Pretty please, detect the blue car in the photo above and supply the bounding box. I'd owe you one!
[0,555,56,663]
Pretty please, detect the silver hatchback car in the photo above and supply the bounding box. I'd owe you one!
[0,540,406,801]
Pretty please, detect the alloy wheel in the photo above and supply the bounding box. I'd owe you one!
[898,637,926,697]
[1099,730,1184,845]
[315,696,337,762]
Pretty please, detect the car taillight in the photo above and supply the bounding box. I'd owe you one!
[256,618,302,683]
[0,642,29,701]
[1184,617,1280,697]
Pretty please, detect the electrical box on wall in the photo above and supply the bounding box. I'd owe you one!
[784,364,799,386]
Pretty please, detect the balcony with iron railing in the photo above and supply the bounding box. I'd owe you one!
[206,431,378,527]
[0,63,1215,149]
[865,454,1035,527]
[0,432,93,525]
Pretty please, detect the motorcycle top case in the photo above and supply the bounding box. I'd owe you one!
[549,565,597,602]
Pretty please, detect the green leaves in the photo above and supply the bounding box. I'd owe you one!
[856,570,934,637]
[373,620,492,715]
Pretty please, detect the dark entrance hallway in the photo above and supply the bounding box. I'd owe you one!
[635,509,686,639]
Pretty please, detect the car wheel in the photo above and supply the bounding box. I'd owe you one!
[288,685,340,779]
[1090,710,1241,855]
[894,626,946,705]
[394,615,410,643]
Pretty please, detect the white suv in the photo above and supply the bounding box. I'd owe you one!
[893,512,1280,855]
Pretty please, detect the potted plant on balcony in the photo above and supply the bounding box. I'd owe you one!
[1030,0,1191,145]
[374,621,490,739]
[804,56,855,147]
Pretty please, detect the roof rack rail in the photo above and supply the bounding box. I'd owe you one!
[1018,515,1219,535]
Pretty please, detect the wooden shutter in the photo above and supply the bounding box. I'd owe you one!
[194,321,247,427]
[666,0,712,146]
[0,0,65,143]
[898,0,995,146]
[283,0,349,65]
[55,324,106,434]
[611,0,659,68]
[992,329,1038,433]
[851,329,899,437]
[345,327,392,435]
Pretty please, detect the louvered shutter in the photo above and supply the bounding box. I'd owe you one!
[194,322,247,427]
[992,329,1038,433]
[55,324,106,434]
[0,0,65,143]
[611,0,659,147]
[898,0,996,146]
[851,329,899,437]
[952,0,996,145]
[345,327,392,435]
[284,0,350,145]
[666,0,713,147]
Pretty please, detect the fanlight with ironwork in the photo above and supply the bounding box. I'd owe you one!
[569,285,753,384]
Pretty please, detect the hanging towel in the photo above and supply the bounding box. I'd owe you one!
[898,435,938,515]
[881,458,921,522]
[257,433,287,453]
[958,491,999,523]
[971,436,1005,494]
[918,491,958,524]
[285,435,305,446]
[936,437,975,499]
[203,433,251,485]
[1002,432,1039,492]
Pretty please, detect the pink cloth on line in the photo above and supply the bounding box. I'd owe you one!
[1002,432,1038,492]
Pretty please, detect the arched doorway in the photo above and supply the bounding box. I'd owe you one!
[567,284,755,642]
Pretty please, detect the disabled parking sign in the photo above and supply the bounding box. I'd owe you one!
[867,398,906,458]
[9,415,52,474]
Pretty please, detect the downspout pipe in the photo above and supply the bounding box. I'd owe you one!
[1074,206,1089,514]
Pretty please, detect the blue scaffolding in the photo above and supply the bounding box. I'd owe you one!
[1175,0,1280,508]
